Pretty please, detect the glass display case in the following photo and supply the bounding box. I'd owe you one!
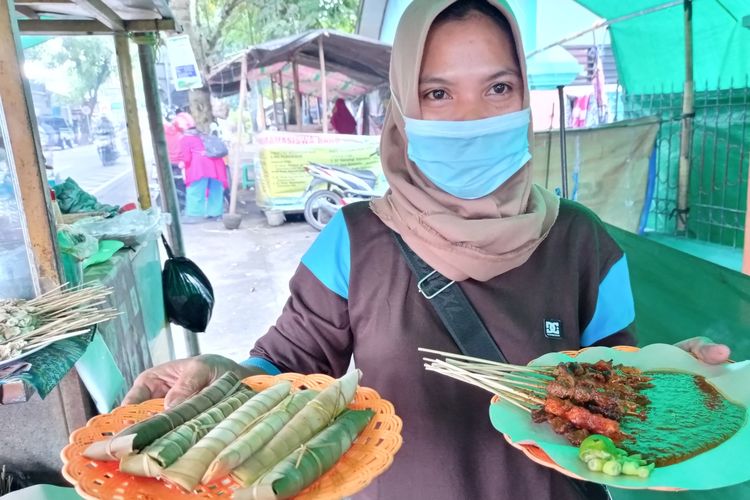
[0,96,37,299]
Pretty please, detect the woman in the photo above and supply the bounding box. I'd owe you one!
[176,112,228,221]
[125,1,730,498]
[330,98,358,134]
[164,116,186,212]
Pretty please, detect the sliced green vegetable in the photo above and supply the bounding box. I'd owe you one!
[602,460,623,476]
[586,458,605,472]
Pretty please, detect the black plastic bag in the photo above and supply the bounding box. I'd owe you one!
[161,235,214,332]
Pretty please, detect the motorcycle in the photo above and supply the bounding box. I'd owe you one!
[302,162,381,231]
[94,132,119,166]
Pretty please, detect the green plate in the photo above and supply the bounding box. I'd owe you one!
[489,343,750,491]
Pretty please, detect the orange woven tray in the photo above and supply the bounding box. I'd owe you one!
[491,346,640,483]
[61,373,403,499]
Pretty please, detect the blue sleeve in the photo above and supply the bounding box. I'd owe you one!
[300,210,351,299]
[581,255,636,347]
[240,357,282,375]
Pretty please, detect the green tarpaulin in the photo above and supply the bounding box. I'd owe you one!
[607,224,750,500]
[574,0,750,94]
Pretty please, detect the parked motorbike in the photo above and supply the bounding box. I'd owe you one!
[302,162,381,231]
[94,132,119,166]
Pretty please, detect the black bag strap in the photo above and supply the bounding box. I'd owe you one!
[392,232,507,363]
[393,231,610,500]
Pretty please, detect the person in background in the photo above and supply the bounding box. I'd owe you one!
[330,98,357,134]
[176,112,228,222]
[164,115,187,212]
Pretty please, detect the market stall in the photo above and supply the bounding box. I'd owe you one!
[208,31,391,226]
[0,0,186,487]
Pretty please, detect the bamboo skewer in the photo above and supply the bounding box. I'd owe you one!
[0,284,118,360]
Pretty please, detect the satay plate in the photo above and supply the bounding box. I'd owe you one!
[489,344,750,491]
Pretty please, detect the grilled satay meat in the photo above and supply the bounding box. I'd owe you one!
[543,396,628,443]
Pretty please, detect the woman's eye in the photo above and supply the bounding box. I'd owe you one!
[489,83,509,95]
[425,89,449,100]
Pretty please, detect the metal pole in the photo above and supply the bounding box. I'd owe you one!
[134,33,200,357]
[676,0,694,234]
[318,36,329,133]
[527,0,682,58]
[557,85,569,199]
[114,34,151,210]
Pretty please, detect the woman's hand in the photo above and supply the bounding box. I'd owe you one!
[675,336,731,364]
[122,354,265,409]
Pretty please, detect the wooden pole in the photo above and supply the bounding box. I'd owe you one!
[318,35,329,133]
[270,75,280,128]
[134,33,199,357]
[0,0,60,292]
[362,96,370,135]
[114,34,151,210]
[257,78,267,131]
[292,59,302,131]
[278,70,287,131]
[676,0,694,234]
[227,55,247,219]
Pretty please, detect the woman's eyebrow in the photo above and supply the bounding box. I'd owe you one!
[484,69,521,81]
[419,75,452,86]
[419,69,521,86]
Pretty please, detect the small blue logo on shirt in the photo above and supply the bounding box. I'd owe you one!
[545,319,562,339]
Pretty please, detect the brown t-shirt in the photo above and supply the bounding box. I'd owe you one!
[250,199,636,500]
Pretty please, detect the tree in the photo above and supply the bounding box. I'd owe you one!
[27,37,115,142]
[170,0,359,131]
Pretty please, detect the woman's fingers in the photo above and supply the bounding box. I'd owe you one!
[122,383,152,406]
[675,336,731,365]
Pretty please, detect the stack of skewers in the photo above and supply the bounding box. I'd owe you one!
[421,348,653,446]
[0,284,118,361]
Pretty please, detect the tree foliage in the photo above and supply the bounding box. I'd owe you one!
[172,0,360,129]
[27,37,114,112]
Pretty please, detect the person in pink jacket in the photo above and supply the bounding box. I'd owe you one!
[175,113,228,221]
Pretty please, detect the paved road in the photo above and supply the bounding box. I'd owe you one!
[51,144,138,206]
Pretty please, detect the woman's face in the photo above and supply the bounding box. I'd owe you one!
[419,12,524,121]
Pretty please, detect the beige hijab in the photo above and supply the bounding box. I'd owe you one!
[371,0,560,282]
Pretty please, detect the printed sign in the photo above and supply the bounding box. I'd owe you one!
[165,35,203,91]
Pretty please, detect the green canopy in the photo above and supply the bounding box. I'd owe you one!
[574,0,750,94]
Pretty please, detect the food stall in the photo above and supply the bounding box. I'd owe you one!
[0,0,187,487]
[208,31,391,223]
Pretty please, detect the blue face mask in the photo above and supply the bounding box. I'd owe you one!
[403,108,532,199]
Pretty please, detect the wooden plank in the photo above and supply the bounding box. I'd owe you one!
[71,0,124,31]
[0,0,60,291]
[14,5,39,19]
[114,34,151,209]
[17,18,175,34]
